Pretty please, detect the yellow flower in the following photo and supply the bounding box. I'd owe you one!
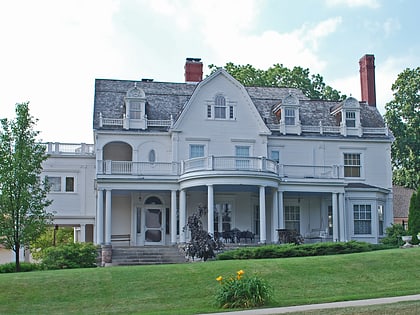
[216,276,223,282]
[237,269,245,280]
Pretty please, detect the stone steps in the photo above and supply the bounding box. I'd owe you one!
[111,246,186,266]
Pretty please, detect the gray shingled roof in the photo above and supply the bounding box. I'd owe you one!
[93,78,387,135]
[393,185,415,218]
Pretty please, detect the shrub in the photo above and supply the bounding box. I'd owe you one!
[408,187,420,245]
[217,241,379,261]
[182,205,223,261]
[380,223,407,247]
[215,270,272,309]
[0,262,41,273]
[40,242,98,270]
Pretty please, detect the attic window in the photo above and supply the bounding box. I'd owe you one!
[346,111,356,127]
[285,108,295,125]
[207,94,235,120]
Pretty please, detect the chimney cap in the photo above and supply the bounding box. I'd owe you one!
[141,78,154,82]
[186,57,202,62]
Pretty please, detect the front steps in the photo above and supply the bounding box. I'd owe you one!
[111,246,187,266]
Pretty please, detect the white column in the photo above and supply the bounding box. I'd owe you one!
[171,190,177,244]
[259,186,266,244]
[179,190,186,243]
[332,193,339,242]
[96,189,104,245]
[339,193,346,241]
[74,227,78,243]
[207,185,214,236]
[80,224,86,242]
[271,190,279,243]
[278,191,284,229]
[105,189,112,244]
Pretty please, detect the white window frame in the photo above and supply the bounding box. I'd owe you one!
[343,153,362,178]
[345,111,356,127]
[46,175,77,193]
[353,204,372,235]
[207,94,236,120]
[285,205,300,232]
[284,108,296,126]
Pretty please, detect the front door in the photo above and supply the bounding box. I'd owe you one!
[144,207,165,245]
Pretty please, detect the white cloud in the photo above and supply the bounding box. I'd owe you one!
[325,0,380,9]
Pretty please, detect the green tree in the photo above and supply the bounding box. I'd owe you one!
[384,67,420,189]
[30,226,74,260]
[408,186,420,244]
[209,62,346,101]
[0,102,52,272]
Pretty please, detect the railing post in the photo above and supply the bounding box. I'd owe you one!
[105,160,112,175]
[208,156,214,170]
[54,143,60,154]
[99,113,103,128]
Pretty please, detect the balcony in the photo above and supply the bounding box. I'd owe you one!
[97,156,340,180]
[43,142,95,156]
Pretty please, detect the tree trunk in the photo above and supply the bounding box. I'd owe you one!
[15,243,21,272]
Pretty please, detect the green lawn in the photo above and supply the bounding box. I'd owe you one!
[0,248,419,315]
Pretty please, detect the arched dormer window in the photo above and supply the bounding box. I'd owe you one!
[124,83,147,130]
[277,93,301,135]
[207,94,235,120]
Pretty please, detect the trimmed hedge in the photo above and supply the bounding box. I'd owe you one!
[216,241,390,260]
[0,262,41,273]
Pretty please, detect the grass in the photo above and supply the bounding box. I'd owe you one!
[0,248,419,314]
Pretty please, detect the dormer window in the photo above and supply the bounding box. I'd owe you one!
[207,94,235,120]
[346,111,356,127]
[130,101,142,119]
[285,108,296,125]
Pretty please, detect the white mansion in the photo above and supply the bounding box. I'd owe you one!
[2,54,392,264]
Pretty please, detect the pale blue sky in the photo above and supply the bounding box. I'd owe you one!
[0,0,418,143]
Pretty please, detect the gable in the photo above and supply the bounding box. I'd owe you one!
[172,69,270,136]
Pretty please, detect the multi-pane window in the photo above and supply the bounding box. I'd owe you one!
[284,108,295,125]
[214,95,226,119]
[189,144,204,158]
[65,177,75,192]
[285,205,300,232]
[130,101,142,119]
[47,176,61,192]
[207,95,235,120]
[189,144,205,168]
[344,153,361,177]
[353,204,372,234]
[235,146,250,169]
[346,111,356,127]
[47,176,75,193]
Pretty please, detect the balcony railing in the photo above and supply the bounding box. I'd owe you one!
[97,157,340,180]
[42,142,95,155]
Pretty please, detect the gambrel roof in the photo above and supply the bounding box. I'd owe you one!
[93,74,387,136]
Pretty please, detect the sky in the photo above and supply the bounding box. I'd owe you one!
[0,0,419,144]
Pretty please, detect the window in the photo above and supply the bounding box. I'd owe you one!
[148,150,156,163]
[328,205,333,236]
[378,205,384,236]
[285,108,295,125]
[270,150,280,163]
[214,203,232,233]
[346,111,356,127]
[130,101,142,119]
[207,95,235,120]
[285,205,300,232]
[214,95,226,119]
[189,144,205,168]
[235,146,250,169]
[344,153,361,177]
[354,204,371,234]
[189,144,204,158]
[47,176,61,192]
[65,177,75,192]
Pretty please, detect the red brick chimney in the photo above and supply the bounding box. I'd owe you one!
[184,58,203,83]
[359,54,376,106]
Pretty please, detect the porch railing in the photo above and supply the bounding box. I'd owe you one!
[98,160,180,175]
